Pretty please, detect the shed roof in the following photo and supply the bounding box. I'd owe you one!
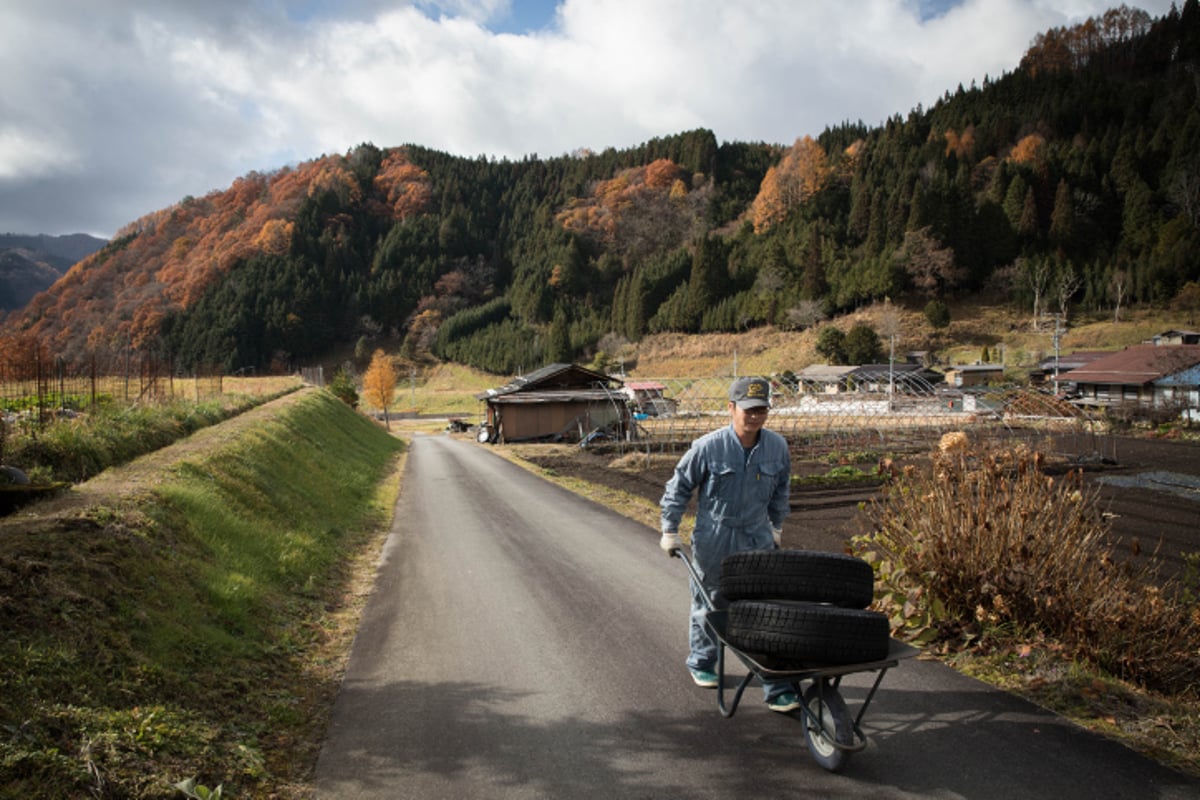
[849,364,944,384]
[477,363,621,400]
[1037,350,1112,371]
[797,365,855,381]
[944,364,1004,373]
[1059,345,1200,386]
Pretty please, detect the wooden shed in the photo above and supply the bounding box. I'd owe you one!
[477,363,630,443]
[942,364,1005,388]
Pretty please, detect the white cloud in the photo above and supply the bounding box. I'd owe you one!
[0,128,79,180]
[0,0,1178,236]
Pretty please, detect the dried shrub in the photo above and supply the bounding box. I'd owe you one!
[853,436,1200,695]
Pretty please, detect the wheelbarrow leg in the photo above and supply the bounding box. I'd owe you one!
[714,642,755,718]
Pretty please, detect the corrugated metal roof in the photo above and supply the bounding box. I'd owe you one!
[944,364,1004,373]
[476,363,622,400]
[797,365,855,380]
[1038,350,1112,371]
[1059,345,1200,385]
[485,389,624,404]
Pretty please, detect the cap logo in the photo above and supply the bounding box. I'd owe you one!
[746,382,766,398]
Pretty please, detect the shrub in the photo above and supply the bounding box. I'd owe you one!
[327,367,359,408]
[852,436,1200,694]
[924,299,951,329]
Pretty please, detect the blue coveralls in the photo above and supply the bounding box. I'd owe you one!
[660,423,792,700]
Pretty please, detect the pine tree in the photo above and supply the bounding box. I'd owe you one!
[546,306,572,364]
[1049,179,1076,250]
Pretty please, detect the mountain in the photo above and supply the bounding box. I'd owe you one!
[0,233,107,311]
[2,2,1198,375]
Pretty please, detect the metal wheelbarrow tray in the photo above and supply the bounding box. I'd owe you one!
[675,548,919,772]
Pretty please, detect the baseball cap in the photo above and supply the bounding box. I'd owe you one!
[729,376,770,409]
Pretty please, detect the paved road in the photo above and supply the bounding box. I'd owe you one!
[313,435,1200,799]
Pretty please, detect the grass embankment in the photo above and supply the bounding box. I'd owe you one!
[4,378,302,486]
[0,390,404,799]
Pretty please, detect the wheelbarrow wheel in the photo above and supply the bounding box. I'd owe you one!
[802,681,854,773]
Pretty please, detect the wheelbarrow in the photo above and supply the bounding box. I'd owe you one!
[670,546,919,773]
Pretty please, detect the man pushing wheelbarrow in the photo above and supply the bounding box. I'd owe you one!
[659,378,917,773]
[658,376,800,713]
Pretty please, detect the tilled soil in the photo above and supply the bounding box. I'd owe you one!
[509,432,1200,582]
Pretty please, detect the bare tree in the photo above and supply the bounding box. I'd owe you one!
[1109,269,1129,323]
[1055,265,1083,322]
[1021,257,1052,330]
[785,299,827,331]
[1167,167,1200,232]
[877,299,903,348]
[897,226,963,298]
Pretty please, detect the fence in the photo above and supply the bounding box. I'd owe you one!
[0,347,224,434]
[600,371,1112,464]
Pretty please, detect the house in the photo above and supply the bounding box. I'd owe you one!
[1029,350,1110,387]
[942,363,1005,388]
[623,380,677,416]
[476,363,631,443]
[1148,330,1200,346]
[1058,345,1200,412]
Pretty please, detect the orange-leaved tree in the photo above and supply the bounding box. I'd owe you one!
[362,349,398,430]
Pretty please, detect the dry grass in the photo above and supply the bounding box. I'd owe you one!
[857,438,1200,693]
[629,301,1195,379]
[852,436,1200,776]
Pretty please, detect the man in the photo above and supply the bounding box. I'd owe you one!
[659,376,798,712]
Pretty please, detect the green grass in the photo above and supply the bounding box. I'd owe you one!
[5,389,298,484]
[0,391,403,798]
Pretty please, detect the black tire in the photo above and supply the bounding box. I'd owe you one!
[802,681,854,773]
[719,550,875,608]
[725,600,890,665]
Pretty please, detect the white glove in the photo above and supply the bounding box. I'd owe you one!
[771,526,783,547]
[660,531,683,556]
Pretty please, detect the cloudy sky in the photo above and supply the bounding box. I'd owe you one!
[0,0,1177,238]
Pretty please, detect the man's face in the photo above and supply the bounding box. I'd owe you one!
[730,401,769,438]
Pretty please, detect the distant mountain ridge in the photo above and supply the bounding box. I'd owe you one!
[0,233,107,312]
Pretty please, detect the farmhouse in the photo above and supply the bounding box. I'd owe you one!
[1058,344,1200,413]
[1029,350,1110,387]
[1147,329,1200,346]
[942,363,1004,387]
[477,363,631,443]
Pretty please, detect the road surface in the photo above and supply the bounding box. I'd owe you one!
[313,434,1199,799]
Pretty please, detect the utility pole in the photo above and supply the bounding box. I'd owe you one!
[888,332,896,412]
[1045,313,1064,395]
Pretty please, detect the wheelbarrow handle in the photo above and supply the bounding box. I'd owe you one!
[669,546,718,613]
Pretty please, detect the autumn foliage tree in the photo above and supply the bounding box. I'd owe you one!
[362,349,398,430]
[751,136,832,232]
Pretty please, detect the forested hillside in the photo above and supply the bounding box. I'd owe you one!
[1,3,1197,376]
